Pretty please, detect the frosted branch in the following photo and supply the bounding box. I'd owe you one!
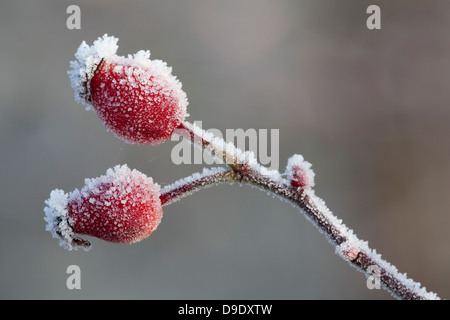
[160,167,239,206]
[168,121,440,300]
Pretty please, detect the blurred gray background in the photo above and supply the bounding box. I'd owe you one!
[1,0,449,299]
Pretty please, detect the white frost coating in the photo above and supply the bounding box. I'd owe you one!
[44,189,88,251]
[335,237,361,261]
[68,34,119,110]
[304,185,439,299]
[67,34,188,115]
[175,118,440,299]
[303,188,439,299]
[80,164,159,198]
[44,164,159,251]
[305,188,357,242]
[285,154,315,188]
[249,159,284,182]
[361,245,440,300]
[161,167,228,194]
[179,122,282,179]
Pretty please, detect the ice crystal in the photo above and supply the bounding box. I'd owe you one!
[44,165,162,250]
[285,154,315,188]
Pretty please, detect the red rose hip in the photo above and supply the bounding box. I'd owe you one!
[68,34,188,145]
[44,165,163,251]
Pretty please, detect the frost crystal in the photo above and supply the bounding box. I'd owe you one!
[44,189,87,251]
[285,154,315,188]
[44,165,163,250]
[68,34,119,109]
[161,167,228,195]
[68,34,188,145]
[335,238,361,261]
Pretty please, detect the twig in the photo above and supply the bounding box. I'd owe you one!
[162,121,440,300]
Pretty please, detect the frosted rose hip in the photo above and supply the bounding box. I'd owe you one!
[68,34,188,145]
[44,165,163,251]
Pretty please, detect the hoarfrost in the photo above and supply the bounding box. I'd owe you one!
[44,164,162,251]
[161,167,228,195]
[285,154,315,188]
[68,34,119,110]
[335,237,361,261]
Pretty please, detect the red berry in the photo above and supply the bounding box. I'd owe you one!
[44,165,163,250]
[68,34,188,145]
[336,239,360,261]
